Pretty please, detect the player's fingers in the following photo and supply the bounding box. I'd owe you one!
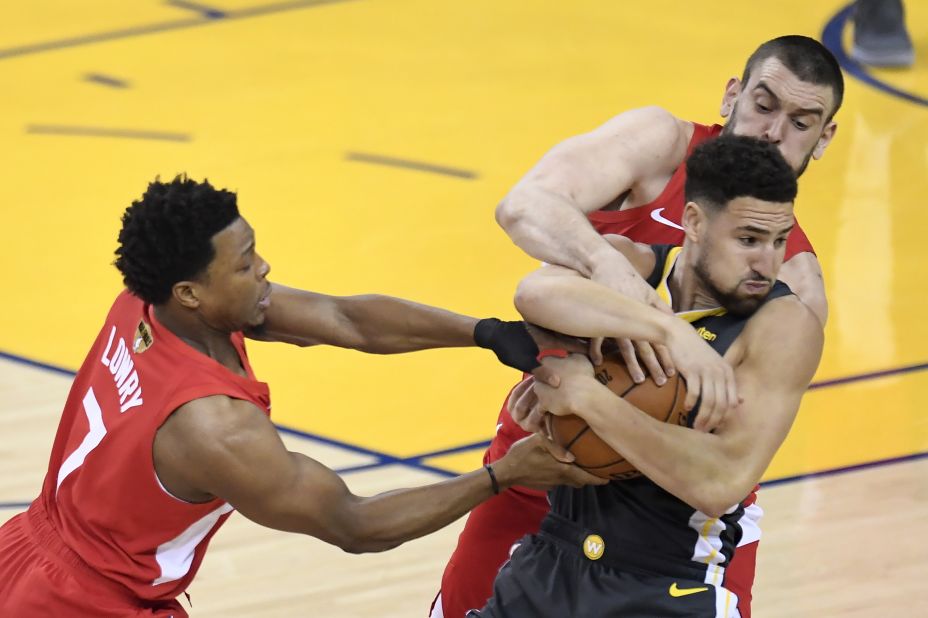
[684,375,701,412]
[649,292,675,315]
[521,405,547,434]
[695,378,717,432]
[635,342,666,386]
[512,388,539,424]
[565,466,609,487]
[537,430,574,463]
[654,343,676,377]
[726,366,738,416]
[589,337,605,366]
[507,378,534,421]
[618,339,645,383]
[531,364,560,388]
[710,365,734,429]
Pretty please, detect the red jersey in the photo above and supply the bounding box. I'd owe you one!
[36,290,270,603]
[489,121,815,466]
[588,123,815,258]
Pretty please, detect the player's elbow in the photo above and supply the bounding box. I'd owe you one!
[495,193,525,234]
[692,499,731,520]
[689,479,753,519]
[514,277,552,323]
[338,537,402,554]
[327,523,384,554]
[330,501,406,554]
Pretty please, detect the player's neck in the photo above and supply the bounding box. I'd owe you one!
[669,249,723,313]
[152,303,240,367]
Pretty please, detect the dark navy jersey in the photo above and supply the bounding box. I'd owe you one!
[549,244,793,587]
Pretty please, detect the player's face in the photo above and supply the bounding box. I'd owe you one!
[196,217,272,330]
[721,58,837,176]
[689,197,794,316]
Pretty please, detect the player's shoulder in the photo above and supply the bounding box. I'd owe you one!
[599,106,691,146]
[748,294,822,339]
[741,294,824,379]
[172,394,269,440]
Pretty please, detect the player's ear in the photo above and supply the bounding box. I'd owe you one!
[682,202,705,243]
[720,77,741,118]
[172,281,201,309]
[812,120,837,160]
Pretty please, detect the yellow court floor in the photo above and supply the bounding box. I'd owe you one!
[0,0,928,617]
[0,3,927,614]
[1,0,926,478]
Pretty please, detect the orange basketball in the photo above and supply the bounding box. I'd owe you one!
[545,353,688,480]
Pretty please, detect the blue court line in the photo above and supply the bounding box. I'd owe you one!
[762,450,928,488]
[0,503,31,510]
[83,73,130,88]
[1,347,926,489]
[808,361,928,390]
[821,3,928,107]
[3,449,926,511]
[278,424,461,477]
[0,350,77,377]
[165,0,227,19]
[0,0,359,61]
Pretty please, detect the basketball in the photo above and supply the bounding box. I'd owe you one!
[545,353,688,480]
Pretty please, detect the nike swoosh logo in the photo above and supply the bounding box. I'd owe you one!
[668,582,709,597]
[650,208,685,231]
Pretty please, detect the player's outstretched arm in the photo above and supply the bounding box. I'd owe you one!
[153,399,604,554]
[496,107,688,303]
[535,296,823,517]
[246,283,556,383]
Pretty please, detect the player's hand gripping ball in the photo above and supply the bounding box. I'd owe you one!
[545,352,687,480]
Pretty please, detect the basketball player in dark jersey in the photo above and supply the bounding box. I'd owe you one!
[473,136,822,617]
[433,36,842,618]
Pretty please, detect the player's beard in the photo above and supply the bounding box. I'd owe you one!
[694,241,771,317]
[722,102,815,177]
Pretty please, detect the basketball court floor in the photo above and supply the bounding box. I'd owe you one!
[1,1,926,615]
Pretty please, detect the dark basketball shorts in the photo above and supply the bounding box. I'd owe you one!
[469,516,741,618]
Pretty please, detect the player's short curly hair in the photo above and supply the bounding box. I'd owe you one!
[685,135,797,212]
[114,175,240,304]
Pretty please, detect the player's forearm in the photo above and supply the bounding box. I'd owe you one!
[515,274,671,343]
[336,295,476,353]
[579,384,752,517]
[496,184,622,278]
[339,466,519,553]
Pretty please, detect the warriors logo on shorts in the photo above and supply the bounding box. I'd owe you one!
[582,534,604,560]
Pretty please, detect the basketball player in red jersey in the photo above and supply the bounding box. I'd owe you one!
[0,176,620,617]
[433,35,843,618]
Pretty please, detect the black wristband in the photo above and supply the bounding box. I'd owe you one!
[473,318,501,349]
[473,318,543,374]
[484,464,500,495]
